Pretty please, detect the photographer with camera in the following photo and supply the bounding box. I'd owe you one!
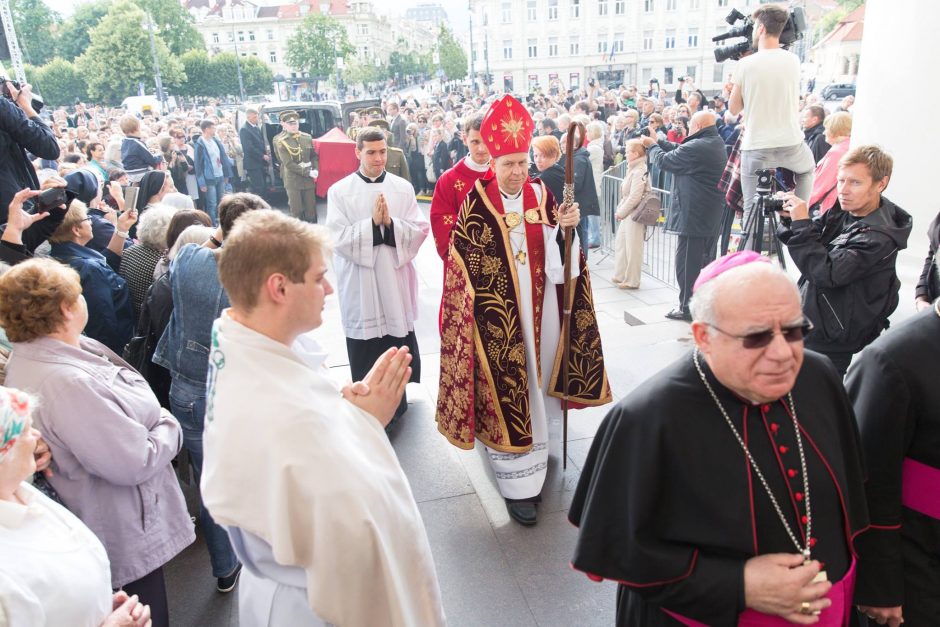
[727,4,815,237]
[776,145,912,376]
[0,79,62,250]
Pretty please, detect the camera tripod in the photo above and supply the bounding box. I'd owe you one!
[737,193,788,269]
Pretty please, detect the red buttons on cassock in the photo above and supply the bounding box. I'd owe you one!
[801,515,808,525]
[809,537,817,547]
[795,492,804,501]
[788,469,798,478]
[779,445,789,454]
[761,404,771,413]
[770,423,780,434]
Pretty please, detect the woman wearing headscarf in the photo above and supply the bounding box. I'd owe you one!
[135,170,175,214]
[0,259,195,627]
[0,386,153,627]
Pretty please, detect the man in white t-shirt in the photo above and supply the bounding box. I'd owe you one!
[729,4,815,235]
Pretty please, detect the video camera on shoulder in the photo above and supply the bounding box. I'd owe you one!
[712,7,807,63]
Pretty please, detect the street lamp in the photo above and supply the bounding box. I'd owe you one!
[320,1,343,99]
[274,73,286,101]
[229,22,247,102]
[144,13,166,111]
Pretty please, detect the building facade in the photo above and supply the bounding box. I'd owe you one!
[810,4,863,88]
[467,0,824,96]
[185,0,434,93]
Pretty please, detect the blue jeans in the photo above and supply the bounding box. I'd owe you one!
[202,178,226,225]
[169,377,239,578]
[586,215,601,246]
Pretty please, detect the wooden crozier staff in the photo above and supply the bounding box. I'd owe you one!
[561,121,585,471]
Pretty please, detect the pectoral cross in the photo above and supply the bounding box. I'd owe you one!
[515,250,527,264]
[803,552,827,583]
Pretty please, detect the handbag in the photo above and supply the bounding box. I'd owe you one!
[630,173,662,227]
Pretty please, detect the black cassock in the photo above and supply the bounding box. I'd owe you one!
[847,307,940,625]
[569,350,870,626]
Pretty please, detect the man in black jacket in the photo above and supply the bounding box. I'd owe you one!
[0,80,62,252]
[777,145,912,375]
[642,111,728,321]
[801,105,830,164]
[239,108,269,198]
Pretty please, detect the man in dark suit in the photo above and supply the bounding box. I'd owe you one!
[239,107,269,198]
[387,101,407,150]
[642,111,728,321]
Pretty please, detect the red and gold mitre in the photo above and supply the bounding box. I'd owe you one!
[480,95,534,158]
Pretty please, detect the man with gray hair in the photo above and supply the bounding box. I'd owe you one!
[570,251,871,626]
[239,107,269,198]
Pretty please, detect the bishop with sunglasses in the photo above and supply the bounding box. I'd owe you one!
[570,252,871,627]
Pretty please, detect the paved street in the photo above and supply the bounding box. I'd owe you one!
[164,199,694,626]
[164,199,924,626]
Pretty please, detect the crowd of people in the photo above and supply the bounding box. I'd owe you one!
[0,2,937,626]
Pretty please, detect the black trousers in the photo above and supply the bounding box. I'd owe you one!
[346,331,421,419]
[675,235,717,311]
[120,566,169,627]
[245,166,266,197]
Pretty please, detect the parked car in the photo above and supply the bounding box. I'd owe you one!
[235,99,379,197]
[820,83,856,101]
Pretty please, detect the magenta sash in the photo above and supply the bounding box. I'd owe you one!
[901,458,940,520]
[662,558,856,627]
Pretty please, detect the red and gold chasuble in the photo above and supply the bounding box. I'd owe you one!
[436,177,612,453]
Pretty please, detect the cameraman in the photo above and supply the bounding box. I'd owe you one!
[777,145,912,376]
[728,4,815,233]
[0,80,61,250]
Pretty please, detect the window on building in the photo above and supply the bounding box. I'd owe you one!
[689,0,700,8]
[665,29,676,49]
[502,1,512,23]
[211,33,219,44]
[238,31,245,42]
[643,30,653,50]
[598,0,608,17]
[248,31,255,41]
[641,67,652,83]
[528,38,538,57]
[548,0,559,20]
[548,36,559,56]
[571,0,580,18]
[362,45,370,57]
[357,23,369,35]
[527,0,536,20]
[597,38,608,54]
[664,66,674,83]
[712,62,724,82]
[717,0,728,6]
[569,35,580,55]
[503,39,513,59]
[644,0,654,11]
[613,32,624,53]
[666,0,677,10]
[615,0,625,14]
[687,27,699,47]
[686,65,696,81]
[227,31,234,42]
[269,50,277,63]
[267,29,274,40]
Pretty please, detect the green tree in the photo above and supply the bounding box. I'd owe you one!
[75,0,185,104]
[56,0,112,62]
[207,52,242,98]
[9,0,61,66]
[811,0,865,45]
[31,58,88,107]
[285,13,354,92]
[434,25,467,81]
[344,58,382,87]
[178,49,213,98]
[241,56,275,96]
[129,0,204,56]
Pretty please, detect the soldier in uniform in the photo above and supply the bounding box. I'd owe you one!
[272,110,318,223]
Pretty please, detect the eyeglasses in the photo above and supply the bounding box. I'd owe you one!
[705,320,814,349]
[80,217,93,223]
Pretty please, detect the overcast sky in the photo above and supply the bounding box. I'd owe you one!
[42,0,471,33]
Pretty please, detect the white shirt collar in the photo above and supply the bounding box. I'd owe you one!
[464,155,490,173]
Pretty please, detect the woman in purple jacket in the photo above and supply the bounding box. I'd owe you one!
[0,258,195,627]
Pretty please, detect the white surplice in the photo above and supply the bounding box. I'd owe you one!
[326,171,429,340]
[201,313,445,627]
[483,183,581,500]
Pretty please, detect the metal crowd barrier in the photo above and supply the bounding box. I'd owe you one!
[599,160,679,289]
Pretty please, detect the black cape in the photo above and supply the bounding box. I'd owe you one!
[846,306,940,622]
[569,350,870,626]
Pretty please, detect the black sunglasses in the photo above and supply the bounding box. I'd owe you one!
[705,320,814,349]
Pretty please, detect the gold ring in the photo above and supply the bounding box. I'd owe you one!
[800,602,813,615]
